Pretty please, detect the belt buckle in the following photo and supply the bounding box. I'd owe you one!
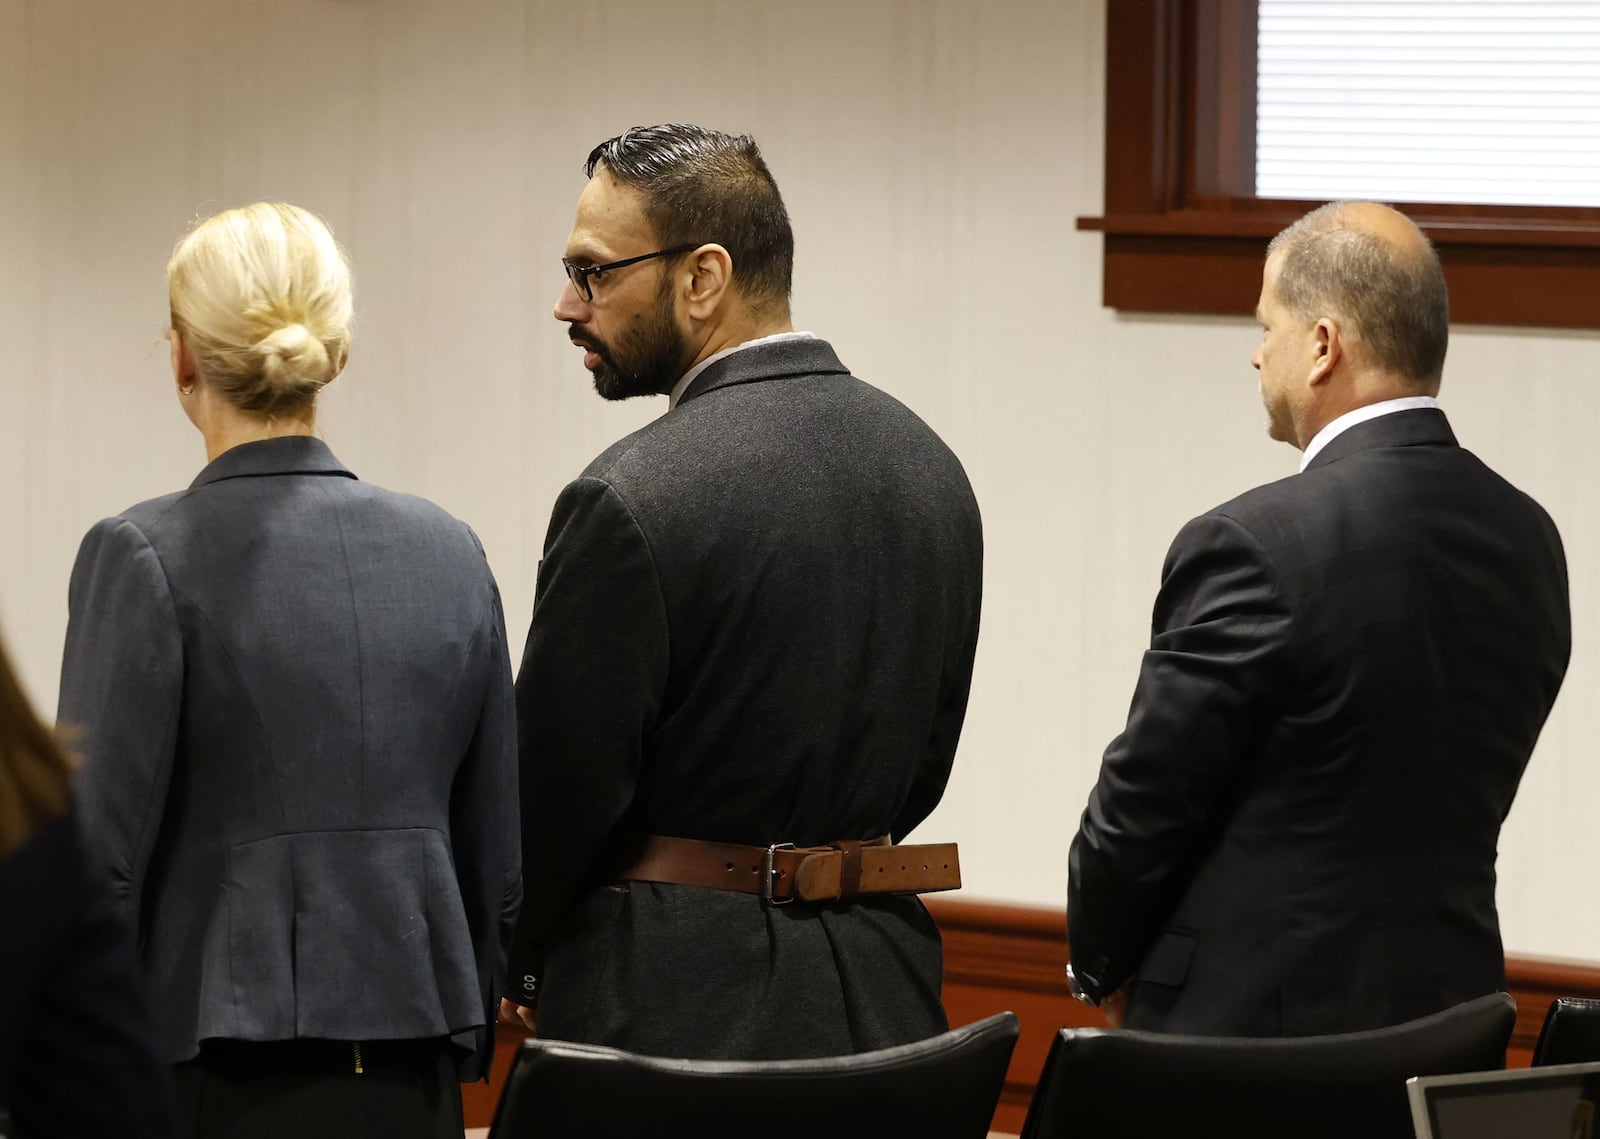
[762,842,796,906]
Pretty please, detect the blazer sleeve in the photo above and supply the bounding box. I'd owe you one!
[448,560,522,1079]
[506,477,669,1004]
[893,543,983,841]
[1067,511,1294,1002]
[57,517,184,925]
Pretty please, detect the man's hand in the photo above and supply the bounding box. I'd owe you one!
[500,997,537,1033]
[1101,987,1128,1028]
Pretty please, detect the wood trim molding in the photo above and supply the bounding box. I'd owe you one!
[1080,212,1600,247]
[1503,953,1600,1066]
[1087,231,1600,329]
[463,897,1600,1133]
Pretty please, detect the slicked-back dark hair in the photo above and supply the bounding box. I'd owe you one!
[585,124,794,312]
[1267,201,1449,388]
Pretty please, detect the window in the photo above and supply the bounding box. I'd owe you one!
[1256,1,1600,208]
[1078,0,1600,329]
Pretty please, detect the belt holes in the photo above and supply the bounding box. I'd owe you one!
[900,864,907,871]
[724,861,735,872]
[922,864,928,870]
[943,863,949,869]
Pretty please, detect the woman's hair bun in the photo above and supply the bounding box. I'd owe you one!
[255,323,331,393]
[167,202,353,417]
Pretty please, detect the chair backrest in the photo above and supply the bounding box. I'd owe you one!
[487,1011,1019,1139]
[1019,992,1517,1139]
[1532,997,1600,1066]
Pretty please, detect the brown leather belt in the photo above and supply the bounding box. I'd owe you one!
[612,835,961,905]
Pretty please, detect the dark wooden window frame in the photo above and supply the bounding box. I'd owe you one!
[1078,0,1600,330]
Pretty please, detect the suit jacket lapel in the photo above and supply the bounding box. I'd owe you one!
[1303,408,1458,473]
[676,339,851,407]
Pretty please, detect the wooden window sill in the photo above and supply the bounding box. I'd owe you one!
[1078,212,1600,329]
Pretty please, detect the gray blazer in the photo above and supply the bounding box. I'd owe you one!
[509,338,983,1059]
[58,437,520,1079]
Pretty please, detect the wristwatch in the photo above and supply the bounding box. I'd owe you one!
[1065,962,1099,1007]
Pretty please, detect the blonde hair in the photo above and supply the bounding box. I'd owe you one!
[0,632,74,860]
[168,202,353,417]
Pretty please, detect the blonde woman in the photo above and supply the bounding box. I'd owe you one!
[58,203,519,1139]
[0,630,173,1137]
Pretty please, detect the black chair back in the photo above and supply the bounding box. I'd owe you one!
[1019,992,1516,1139]
[1532,997,1600,1066]
[488,1011,1019,1139]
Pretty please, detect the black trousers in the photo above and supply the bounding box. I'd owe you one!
[172,1038,464,1139]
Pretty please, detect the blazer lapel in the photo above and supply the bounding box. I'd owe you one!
[1303,408,1458,473]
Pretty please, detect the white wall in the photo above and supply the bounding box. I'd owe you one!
[2,0,1596,958]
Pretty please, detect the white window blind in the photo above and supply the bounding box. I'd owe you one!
[1256,1,1600,207]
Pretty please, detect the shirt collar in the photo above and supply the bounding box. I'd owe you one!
[1299,395,1441,473]
[668,331,819,409]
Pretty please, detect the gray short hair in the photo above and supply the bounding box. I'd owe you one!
[1267,202,1449,387]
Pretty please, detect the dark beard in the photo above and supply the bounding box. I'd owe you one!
[579,283,694,402]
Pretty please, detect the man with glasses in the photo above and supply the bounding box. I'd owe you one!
[501,124,982,1060]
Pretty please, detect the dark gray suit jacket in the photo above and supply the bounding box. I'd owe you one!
[508,338,983,1059]
[1069,408,1571,1036]
[58,437,520,1079]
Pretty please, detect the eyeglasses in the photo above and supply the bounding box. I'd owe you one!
[561,244,700,302]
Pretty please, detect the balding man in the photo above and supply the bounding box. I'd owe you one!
[1065,201,1571,1036]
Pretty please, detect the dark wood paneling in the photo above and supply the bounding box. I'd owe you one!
[929,898,1090,1135]
[1102,0,1178,215]
[1440,245,1600,329]
[1187,0,1258,197]
[463,1023,528,1128]
[463,899,1600,1132]
[1091,230,1600,330]
[1082,211,1600,245]
[1503,955,1600,1067]
[1100,233,1265,316]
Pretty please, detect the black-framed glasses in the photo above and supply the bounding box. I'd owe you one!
[561,244,700,301]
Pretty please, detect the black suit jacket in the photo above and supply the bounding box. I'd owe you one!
[58,437,520,1079]
[1068,408,1570,1036]
[508,338,983,1059]
[0,809,174,1138]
